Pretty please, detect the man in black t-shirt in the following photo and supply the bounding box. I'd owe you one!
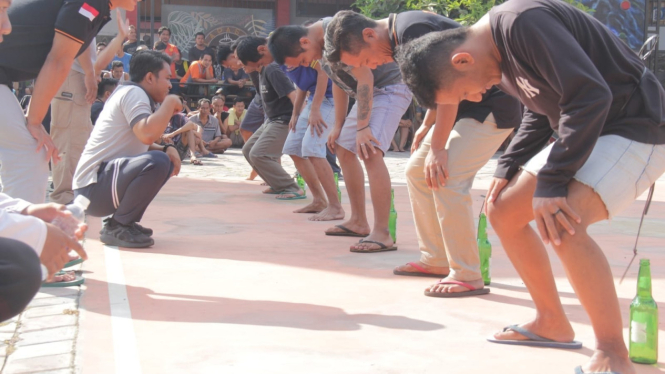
[395,1,665,372]
[122,25,145,54]
[0,0,136,204]
[235,36,301,197]
[188,32,216,65]
[326,10,521,297]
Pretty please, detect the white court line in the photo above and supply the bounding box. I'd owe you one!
[104,245,143,374]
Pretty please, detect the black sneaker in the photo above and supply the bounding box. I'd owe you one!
[132,222,153,237]
[100,219,154,248]
[101,218,152,237]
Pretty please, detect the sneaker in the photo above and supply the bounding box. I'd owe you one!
[132,222,153,237]
[100,219,154,248]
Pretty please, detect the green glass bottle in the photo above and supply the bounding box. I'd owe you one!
[477,212,491,285]
[389,189,397,243]
[629,259,658,364]
[334,172,342,203]
[296,172,306,196]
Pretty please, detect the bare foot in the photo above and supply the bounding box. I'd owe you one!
[45,271,77,284]
[426,276,484,295]
[350,231,393,252]
[492,318,576,344]
[309,206,345,221]
[580,349,635,374]
[325,220,370,236]
[294,200,327,214]
[394,261,449,276]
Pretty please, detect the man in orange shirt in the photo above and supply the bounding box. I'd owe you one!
[180,51,217,94]
[157,26,178,58]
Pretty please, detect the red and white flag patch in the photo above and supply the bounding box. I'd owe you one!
[78,3,99,22]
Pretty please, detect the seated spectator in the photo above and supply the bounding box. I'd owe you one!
[0,193,88,321]
[103,61,130,83]
[189,98,231,154]
[72,51,183,248]
[123,25,146,54]
[222,65,252,99]
[107,45,132,73]
[213,90,229,111]
[161,98,216,164]
[390,110,413,153]
[96,42,107,54]
[180,52,217,95]
[189,32,215,64]
[211,94,229,125]
[223,98,246,148]
[91,79,118,126]
[168,48,188,95]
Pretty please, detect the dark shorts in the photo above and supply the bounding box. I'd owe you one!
[175,139,188,160]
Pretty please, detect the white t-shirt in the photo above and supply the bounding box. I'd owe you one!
[0,193,47,256]
[73,84,154,190]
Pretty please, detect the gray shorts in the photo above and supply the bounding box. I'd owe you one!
[523,134,665,218]
[335,84,412,155]
[175,139,188,161]
[240,99,265,134]
[282,97,336,158]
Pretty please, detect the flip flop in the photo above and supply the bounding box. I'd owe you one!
[41,274,85,288]
[425,280,490,298]
[393,262,449,278]
[574,366,619,374]
[202,153,217,158]
[63,258,83,268]
[487,325,583,349]
[325,225,369,238]
[350,239,398,253]
[276,192,307,200]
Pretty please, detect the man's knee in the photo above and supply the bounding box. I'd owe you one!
[0,239,41,322]
[146,151,172,177]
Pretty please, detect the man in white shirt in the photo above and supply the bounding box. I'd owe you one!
[73,50,183,248]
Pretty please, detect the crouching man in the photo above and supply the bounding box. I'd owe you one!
[73,51,183,248]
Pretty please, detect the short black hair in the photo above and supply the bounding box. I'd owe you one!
[130,50,172,83]
[268,25,308,65]
[154,41,166,51]
[158,26,171,36]
[233,97,245,106]
[198,98,211,107]
[235,36,266,65]
[199,51,213,60]
[395,28,469,109]
[325,11,377,64]
[217,45,233,64]
[195,32,205,38]
[97,78,118,98]
[111,60,124,69]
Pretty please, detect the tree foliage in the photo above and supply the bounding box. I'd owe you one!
[352,0,593,24]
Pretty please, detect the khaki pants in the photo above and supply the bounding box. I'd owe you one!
[0,85,49,203]
[405,114,512,281]
[242,119,298,193]
[50,70,93,204]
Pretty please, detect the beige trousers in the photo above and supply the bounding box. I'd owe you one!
[405,114,512,281]
[50,70,93,204]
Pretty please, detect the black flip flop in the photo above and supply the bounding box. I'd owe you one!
[325,225,369,238]
[350,239,397,253]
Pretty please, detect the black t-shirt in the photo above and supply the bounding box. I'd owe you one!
[388,11,521,129]
[259,62,295,120]
[248,70,263,106]
[0,0,111,86]
[91,100,104,125]
[189,46,216,64]
[174,61,188,78]
[490,0,665,197]
[123,40,145,54]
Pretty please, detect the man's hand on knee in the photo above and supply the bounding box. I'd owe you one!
[533,196,581,246]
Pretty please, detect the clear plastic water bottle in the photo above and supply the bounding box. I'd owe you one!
[43,195,90,281]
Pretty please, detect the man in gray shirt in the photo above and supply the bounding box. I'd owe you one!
[269,20,412,253]
[73,51,183,248]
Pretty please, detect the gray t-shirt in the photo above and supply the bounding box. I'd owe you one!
[73,84,154,189]
[320,17,403,99]
[189,114,221,142]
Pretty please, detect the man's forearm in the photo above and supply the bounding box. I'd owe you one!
[96,35,125,74]
[291,88,307,118]
[422,109,437,129]
[430,104,458,151]
[77,44,95,78]
[332,84,348,129]
[310,63,328,111]
[27,57,77,126]
[134,101,178,144]
[193,78,217,83]
[352,67,375,130]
